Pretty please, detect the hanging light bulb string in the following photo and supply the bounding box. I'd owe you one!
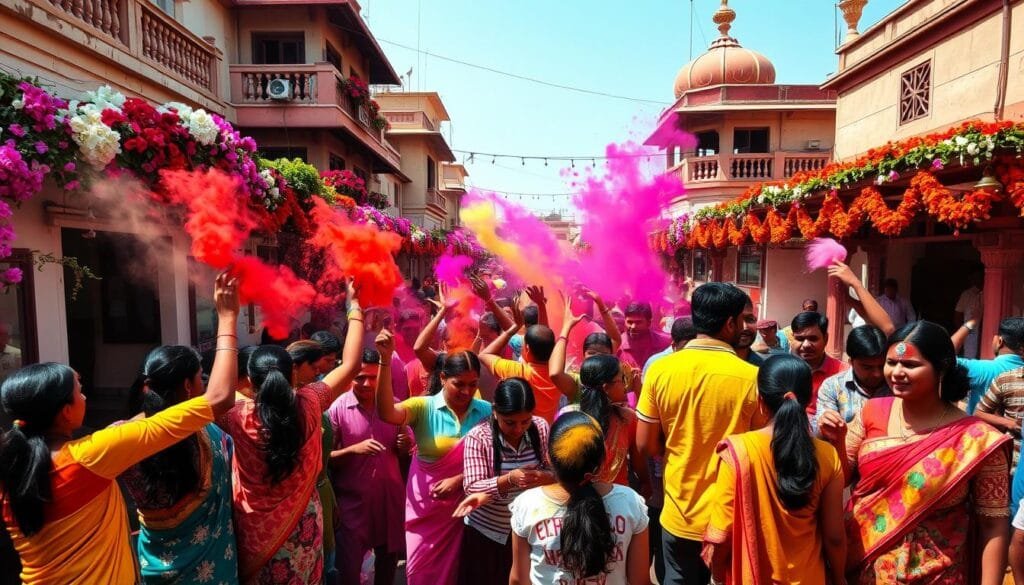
[457,148,665,168]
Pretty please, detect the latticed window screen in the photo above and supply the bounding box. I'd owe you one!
[899,61,931,125]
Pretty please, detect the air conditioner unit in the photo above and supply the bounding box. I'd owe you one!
[806,139,821,151]
[267,78,292,100]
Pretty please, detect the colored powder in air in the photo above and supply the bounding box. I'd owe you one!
[435,249,473,287]
[570,141,685,305]
[309,198,404,309]
[233,256,317,340]
[159,168,314,338]
[159,169,258,268]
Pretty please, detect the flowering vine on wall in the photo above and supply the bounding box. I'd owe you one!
[654,121,1024,253]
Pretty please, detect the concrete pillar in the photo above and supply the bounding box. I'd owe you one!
[710,250,727,283]
[976,232,1024,358]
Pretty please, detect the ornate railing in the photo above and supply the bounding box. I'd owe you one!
[783,153,831,178]
[425,188,446,208]
[138,3,217,92]
[46,0,127,43]
[688,156,720,181]
[729,154,774,179]
[684,151,834,183]
[238,69,317,102]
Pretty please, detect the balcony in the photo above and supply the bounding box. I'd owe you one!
[384,111,436,132]
[683,151,831,183]
[6,0,222,105]
[425,188,446,211]
[229,62,401,171]
[442,163,467,192]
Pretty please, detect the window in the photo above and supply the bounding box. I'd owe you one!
[0,249,38,385]
[733,128,769,154]
[325,42,342,72]
[693,249,709,282]
[426,156,437,189]
[900,60,931,125]
[258,147,308,162]
[696,130,720,157]
[352,167,368,184]
[253,33,305,65]
[149,0,174,15]
[737,245,763,286]
[329,154,346,171]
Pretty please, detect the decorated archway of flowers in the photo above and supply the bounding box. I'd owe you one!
[0,73,485,287]
[652,121,1024,253]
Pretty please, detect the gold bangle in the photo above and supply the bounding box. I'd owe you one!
[215,347,238,352]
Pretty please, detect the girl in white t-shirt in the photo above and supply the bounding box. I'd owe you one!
[509,411,650,585]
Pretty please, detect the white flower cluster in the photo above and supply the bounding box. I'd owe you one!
[185,109,218,146]
[68,108,121,169]
[259,168,282,208]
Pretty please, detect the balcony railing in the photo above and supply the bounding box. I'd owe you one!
[383,111,436,131]
[22,0,220,98]
[425,188,445,209]
[230,63,396,162]
[684,151,832,183]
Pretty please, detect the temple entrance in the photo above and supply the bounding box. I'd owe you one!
[909,240,982,332]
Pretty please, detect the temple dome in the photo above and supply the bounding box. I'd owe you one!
[673,0,776,98]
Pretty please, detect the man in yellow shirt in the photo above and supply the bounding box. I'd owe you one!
[637,282,764,585]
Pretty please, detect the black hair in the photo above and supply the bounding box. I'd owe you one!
[846,325,887,360]
[999,317,1024,354]
[791,311,829,337]
[0,363,76,535]
[624,302,653,321]
[237,346,258,382]
[490,378,542,475]
[361,348,381,364]
[480,312,501,336]
[802,298,819,310]
[128,346,203,507]
[426,350,481,396]
[524,325,556,362]
[691,283,750,335]
[300,322,317,339]
[548,411,615,579]
[882,278,898,290]
[890,321,970,402]
[523,305,540,327]
[670,317,697,345]
[578,354,624,437]
[286,340,326,367]
[583,332,613,354]
[757,354,817,510]
[248,345,303,483]
[310,331,341,355]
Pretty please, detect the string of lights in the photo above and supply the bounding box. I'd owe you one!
[456,148,666,168]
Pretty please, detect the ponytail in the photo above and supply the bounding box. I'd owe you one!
[579,354,621,436]
[249,346,302,484]
[758,354,818,510]
[548,411,615,579]
[0,363,76,535]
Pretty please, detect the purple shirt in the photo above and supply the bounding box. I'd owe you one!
[327,392,406,550]
[619,329,672,370]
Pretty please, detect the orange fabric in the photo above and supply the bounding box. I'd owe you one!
[491,359,562,423]
[2,396,214,585]
[705,431,843,585]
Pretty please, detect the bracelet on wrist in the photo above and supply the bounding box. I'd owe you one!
[379,360,391,367]
[217,334,237,339]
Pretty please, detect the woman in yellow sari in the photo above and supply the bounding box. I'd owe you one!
[821,320,1010,584]
[703,354,846,585]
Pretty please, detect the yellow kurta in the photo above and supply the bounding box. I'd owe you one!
[706,430,843,585]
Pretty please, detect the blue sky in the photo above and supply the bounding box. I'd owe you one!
[363,0,904,215]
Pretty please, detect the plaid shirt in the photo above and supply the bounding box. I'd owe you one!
[813,368,891,435]
[462,416,549,544]
[978,366,1024,469]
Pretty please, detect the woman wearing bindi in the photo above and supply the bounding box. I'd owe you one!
[825,320,1010,584]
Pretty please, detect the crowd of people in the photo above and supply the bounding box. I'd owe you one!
[4,260,1024,585]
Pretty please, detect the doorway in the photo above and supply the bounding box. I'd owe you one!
[61,228,165,429]
[910,240,981,332]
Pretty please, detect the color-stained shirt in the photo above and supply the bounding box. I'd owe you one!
[618,330,672,370]
[961,354,1024,414]
[812,367,891,435]
[2,396,215,585]
[637,338,764,540]
[490,359,564,423]
[463,416,549,544]
[328,392,406,552]
[510,485,648,585]
[400,392,490,462]
[977,366,1024,470]
[807,355,849,417]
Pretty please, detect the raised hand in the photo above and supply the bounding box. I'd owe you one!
[525,285,547,307]
[827,260,859,287]
[375,328,395,361]
[214,271,240,318]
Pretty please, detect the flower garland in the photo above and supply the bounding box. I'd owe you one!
[653,121,1024,253]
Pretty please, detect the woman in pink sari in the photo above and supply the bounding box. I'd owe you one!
[821,320,1010,584]
[375,330,491,585]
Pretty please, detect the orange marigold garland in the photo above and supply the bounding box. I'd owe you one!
[914,170,998,231]
[744,213,771,245]
[795,205,829,240]
[768,208,793,244]
[725,217,747,246]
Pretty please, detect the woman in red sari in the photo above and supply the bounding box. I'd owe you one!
[821,320,1010,584]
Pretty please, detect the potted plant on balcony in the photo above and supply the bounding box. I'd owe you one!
[321,169,367,205]
[366,190,389,210]
[339,74,371,105]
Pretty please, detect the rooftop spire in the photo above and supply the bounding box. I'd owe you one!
[712,0,736,39]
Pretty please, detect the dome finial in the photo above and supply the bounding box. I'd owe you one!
[712,0,736,38]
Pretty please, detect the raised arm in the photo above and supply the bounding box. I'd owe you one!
[549,292,586,397]
[320,279,365,402]
[525,285,549,327]
[951,319,979,352]
[584,287,621,353]
[479,301,523,371]
[828,261,895,336]
[471,275,514,332]
[374,329,409,426]
[206,272,240,416]
[413,294,451,370]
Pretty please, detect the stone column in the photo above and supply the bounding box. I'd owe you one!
[976,232,1024,358]
[710,250,727,282]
